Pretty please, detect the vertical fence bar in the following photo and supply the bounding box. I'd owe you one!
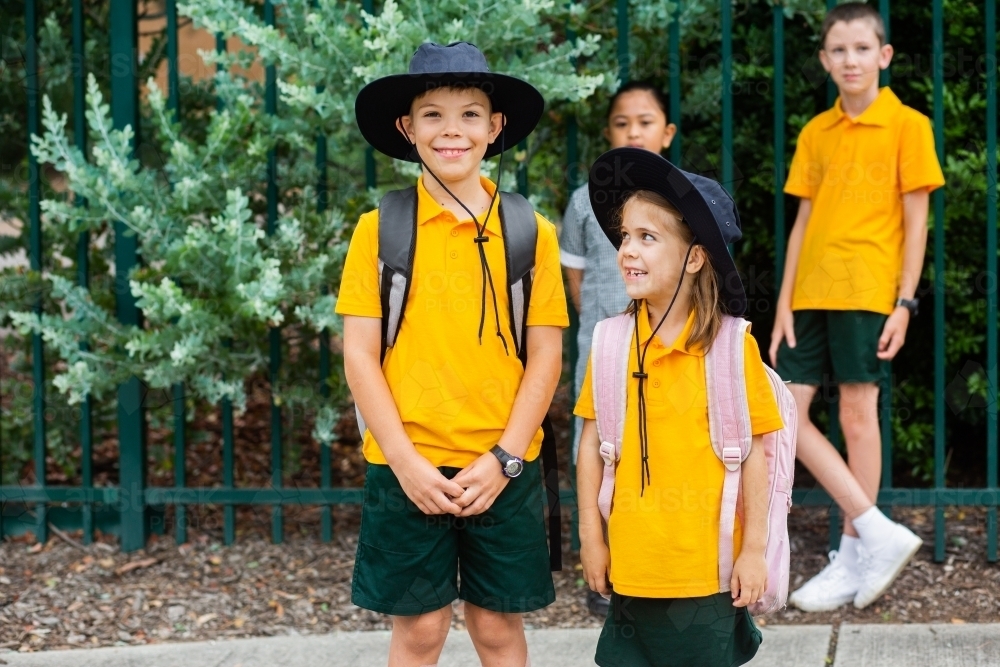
[669,1,681,165]
[517,141,529,197]
[110,0,146,553]
[879,0,891,87]
[165,0,186,546]
[223,391,235,544]
[26,0,48,545]
[210,35,236,546]
[877,0,893,520]
[773,2,785,288]
[720,0,732,194]
[826,0,836,108]
[617,0,629,83]
[985,0,998,563]
[565,5,581,552]
[932,0,946,563]
[265,0,284,545]
[317,100,332,542]
[363,0,376,189]
[72,0,94,545]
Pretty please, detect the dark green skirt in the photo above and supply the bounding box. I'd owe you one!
[594,592,762,667]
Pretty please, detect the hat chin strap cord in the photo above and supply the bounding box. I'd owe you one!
[407,126,510,355]
[632,240,696,495]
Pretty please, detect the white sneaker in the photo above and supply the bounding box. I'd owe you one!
[853,522,923,609]
[788,550,861,612]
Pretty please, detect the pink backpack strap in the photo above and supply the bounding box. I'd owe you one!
[591,313,634,523]
[704,314,753,593]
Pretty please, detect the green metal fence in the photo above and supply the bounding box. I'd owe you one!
[1,0,998,566]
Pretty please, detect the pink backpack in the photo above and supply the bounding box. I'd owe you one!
[591,313,797,615]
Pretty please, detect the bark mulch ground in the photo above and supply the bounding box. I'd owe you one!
[1,504,998,654]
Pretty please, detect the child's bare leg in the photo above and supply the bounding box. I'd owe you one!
[465,603,528,667]
[389,606,452,667]
[788,383,873,522]
[838,382,882,537]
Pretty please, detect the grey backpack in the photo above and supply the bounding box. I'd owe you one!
[355,185,562,571]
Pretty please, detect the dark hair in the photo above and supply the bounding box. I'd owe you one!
[820,2,886,47]
[606,80,669,122]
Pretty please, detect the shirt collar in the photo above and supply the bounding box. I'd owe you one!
[635,300,703,357]
[416,175,503,237]
[820,86,901,130]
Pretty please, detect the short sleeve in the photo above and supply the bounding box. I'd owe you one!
[744,331,784,436]
[573,356,596,420]
[526,213,570,328]
[898,113,945,194]
[334,210,383,318]
[783,125,817,199]
[559,185,588,270]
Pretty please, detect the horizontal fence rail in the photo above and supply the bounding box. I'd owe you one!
[0,0,997,566]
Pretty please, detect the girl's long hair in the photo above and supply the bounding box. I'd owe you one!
[620,190,722,352]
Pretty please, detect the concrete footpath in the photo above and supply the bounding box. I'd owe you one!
[0,624,997,666]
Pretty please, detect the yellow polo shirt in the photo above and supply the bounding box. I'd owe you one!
[336,176,569,468]
[574,305,784,598]
[784,87,945,315]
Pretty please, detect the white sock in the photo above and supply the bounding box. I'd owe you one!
[837,534,861,572]
[852,506,896,550]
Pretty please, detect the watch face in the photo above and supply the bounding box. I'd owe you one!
[505,460,524,477]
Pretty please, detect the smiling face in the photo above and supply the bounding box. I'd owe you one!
[617,195,705,306]
[604,89,676,154]
[820,19,893,98]
[397,86,504,182]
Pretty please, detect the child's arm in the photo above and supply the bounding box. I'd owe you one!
[769,198,812,367]
[877,188,930,360]
[730,434,769,608]
[566,267,584,314]
[452,325,563,517]
[577,418,611,596]
[342,315,464,515]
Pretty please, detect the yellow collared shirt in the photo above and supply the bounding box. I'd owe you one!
[575,305,784,598]
[336,176,569,468]
[784,87,945,314]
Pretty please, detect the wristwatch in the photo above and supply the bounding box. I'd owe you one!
[896,297,919,316]
[490,445,524,478]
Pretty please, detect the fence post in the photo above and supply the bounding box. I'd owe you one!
[26,0,48,546]
[668,1,682,166]
[264,0,284,545]
[772,2,785,288]
[110,0,146,553]
[986,0,998,564]
[932,0,947,563]
[720,0,732,195]
[72,0,95,545]
[616,0,629,83]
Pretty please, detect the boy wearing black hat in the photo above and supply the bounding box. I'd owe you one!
[336,42,568,666]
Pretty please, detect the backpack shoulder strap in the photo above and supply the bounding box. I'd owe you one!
[498,191,537,362]
[377,187,418,361]
[592,312,634,522]
[704,314,753,592]
[354,188,417,440]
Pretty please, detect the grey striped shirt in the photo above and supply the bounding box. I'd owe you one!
[559,184,631,457]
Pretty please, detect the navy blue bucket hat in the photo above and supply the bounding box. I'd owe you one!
[355,41,544,162]
[588,147,747,316]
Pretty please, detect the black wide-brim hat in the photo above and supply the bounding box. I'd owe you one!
[588,148,747,316]
[355,41,544,162]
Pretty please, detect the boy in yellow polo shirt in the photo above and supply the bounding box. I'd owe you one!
[336,42,567,666]
[769,2,944,612]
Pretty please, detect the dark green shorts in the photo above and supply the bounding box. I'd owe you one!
[595,592,762,667]
[776,309,888,385]
[351,460,555,616]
